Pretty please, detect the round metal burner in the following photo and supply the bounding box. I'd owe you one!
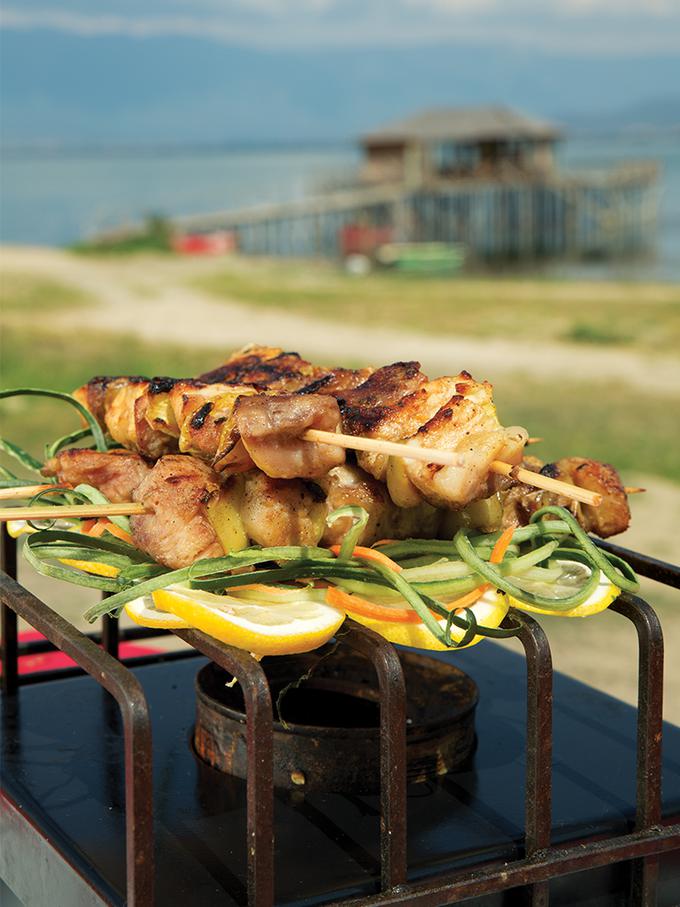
[194,648,478,794]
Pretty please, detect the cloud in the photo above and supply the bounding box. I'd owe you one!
[2,1,679,54]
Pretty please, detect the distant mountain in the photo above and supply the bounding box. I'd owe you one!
[563,96,680,133]
[2,29,680,146]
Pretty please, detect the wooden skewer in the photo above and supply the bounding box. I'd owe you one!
[302,429,603,507]
[0,502,147,521]
[0,483,53,500]
[624,486,645,495]
[0,429,616,520]
[526,437,543,445]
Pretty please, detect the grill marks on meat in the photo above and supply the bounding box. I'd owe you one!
[234,394,345,478]
[71,347,631,537]
[41,449,151,503]
[131,455,225,568]
[197,345,327,391]
[404,395,525,509]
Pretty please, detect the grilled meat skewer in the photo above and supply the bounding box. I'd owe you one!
[73,346,528,513]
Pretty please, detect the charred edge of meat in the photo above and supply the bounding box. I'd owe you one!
[540,462,562,479]
[88,374,150,389]
[197,351,305,385]
[190,402,214,430]
[416,402,459,434]
[296,374,334,395]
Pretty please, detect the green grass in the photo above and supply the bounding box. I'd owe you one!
[1,323,678,485]
[0,272,92,313]
[495,377,679,484]
[72,215,173,255]
[194,260,680,353]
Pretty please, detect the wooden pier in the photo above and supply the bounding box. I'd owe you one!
[175,161,657,263]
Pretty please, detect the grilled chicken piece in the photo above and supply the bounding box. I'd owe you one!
[563,458,630,537]
[501,456,630,538]
[41,449,152,503]
[234,394,345,479]
[166,381,260,463]
[319,465,442,546]
[197,345,328,392]
[240,471,326,548]
[131,455,225,568]
[73,375,137,426]
[340,375,465,485]
[74,376,180,459]
[338,361,427,424]
[404,395,527,509]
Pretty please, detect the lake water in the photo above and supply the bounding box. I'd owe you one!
[1,134,678,280]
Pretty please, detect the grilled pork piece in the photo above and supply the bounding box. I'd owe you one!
[501,456,630,538]
[130,455,225,568]
[234,394,345,479]
[42,449,151,503]
[240,471,327,548]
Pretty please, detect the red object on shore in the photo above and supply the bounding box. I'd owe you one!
[173,231,236,256]
[0,630,160,676]
[339,224,393,257]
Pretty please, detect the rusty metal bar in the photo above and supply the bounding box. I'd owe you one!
[174,628,275,907]
[611,593,664,907]
[0,572,154,906]
[343,620,408,891]
[1,531,19,696]
[325,823,680,907]
[511,610,553,907]
[596,539,680,588]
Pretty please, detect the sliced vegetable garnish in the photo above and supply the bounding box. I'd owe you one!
[14,499,637,651]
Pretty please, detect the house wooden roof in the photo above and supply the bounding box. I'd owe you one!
[362,106,561,146]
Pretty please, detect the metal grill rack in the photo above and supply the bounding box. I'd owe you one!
[2,530,679,907]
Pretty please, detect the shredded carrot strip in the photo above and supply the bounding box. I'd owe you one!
[101,521,134,545]
[330,544,403,572]
[489,526,515,565]
[445,586,489,612]
[326,586,423,623]
[372,539,396,547]
[88,522,107,538]
[82,518,133,545]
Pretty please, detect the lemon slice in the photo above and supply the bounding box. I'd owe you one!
[508,559,620,618]
[125,595,191,629]
[6,520,35,538]
[348,588,509,651]
[153,584,346,656]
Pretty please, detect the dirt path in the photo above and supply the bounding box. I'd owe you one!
[3,245,680,394]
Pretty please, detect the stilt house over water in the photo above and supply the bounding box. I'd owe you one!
[360,106,560,185]
[176,105,658,263]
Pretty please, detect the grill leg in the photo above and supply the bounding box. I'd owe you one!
[514,612,553,907]
[1,532,18,695]
[175,629,275,907]
[344,620,408,891]
[611,594,664,907]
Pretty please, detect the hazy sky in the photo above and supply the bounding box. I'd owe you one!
[3,0,679,55]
